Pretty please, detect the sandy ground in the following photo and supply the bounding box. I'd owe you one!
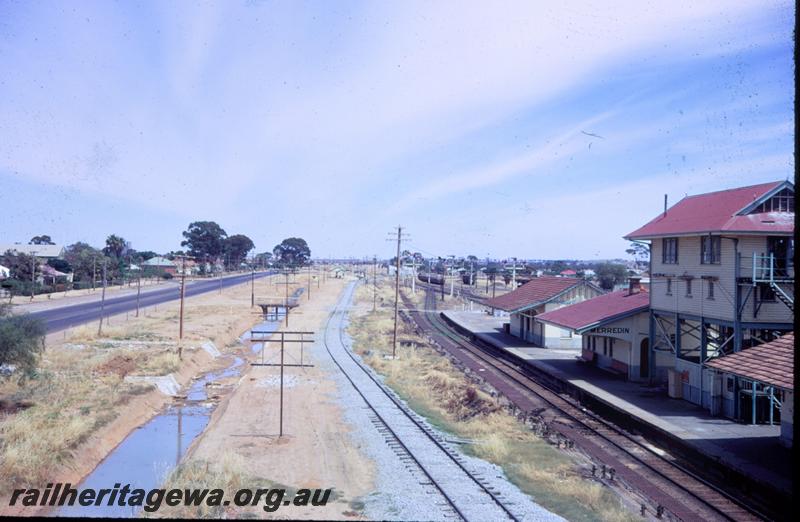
[174,277,374,519]
[0,273,288,517]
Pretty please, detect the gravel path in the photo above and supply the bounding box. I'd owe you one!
[314,281,563,522]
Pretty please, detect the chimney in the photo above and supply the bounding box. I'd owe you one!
[663,194,668,216]
[628,276,642,295]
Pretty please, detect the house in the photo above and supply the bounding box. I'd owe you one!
[0,264,9,279]
[141,256,177,275]
[625,180,794,419]
[175,259,200,275]
[535,277,653,381]
[0,243,65,259]
[559,269,577,277]
[40,264,73,285]
[330,266,346,279]
[706,332,793,447]
[483,276,605,348]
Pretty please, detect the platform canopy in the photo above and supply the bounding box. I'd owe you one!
[705,332,793,391]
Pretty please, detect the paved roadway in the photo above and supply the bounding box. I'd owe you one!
[31,271,274,333]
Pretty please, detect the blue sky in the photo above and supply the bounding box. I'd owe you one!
[0,1,794,260]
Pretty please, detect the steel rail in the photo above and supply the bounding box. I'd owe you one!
[408,285,769,522]
[322,283,519,522]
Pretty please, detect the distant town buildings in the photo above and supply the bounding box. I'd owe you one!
[141,256,177,275]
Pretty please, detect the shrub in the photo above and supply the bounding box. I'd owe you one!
[0,303,46,382]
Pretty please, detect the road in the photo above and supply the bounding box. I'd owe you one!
[30,271,274,333]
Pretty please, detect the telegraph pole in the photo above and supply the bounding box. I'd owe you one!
[440,257,445,302]
[97,259,107,336]
[92,256,97,291]
[174,254,194,346]
[307,263,311,300]
[410,256,417,295]
[29,252,37,300]
[449,256,455,297]
[251,267,255,308]
[179,256,187,340]
[387,226,408,358]
[373,255,378,311]
[136,272,141,317]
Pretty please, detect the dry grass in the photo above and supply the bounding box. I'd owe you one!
[348,283,637,522]
[151,452,260,518]
[0,277,276,501]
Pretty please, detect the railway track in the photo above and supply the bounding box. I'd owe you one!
[322,282,525,521]
[403,285,771,522]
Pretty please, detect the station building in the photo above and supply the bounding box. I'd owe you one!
[483,276,604,348]
[535,277,655,381]
[625,180,794,421]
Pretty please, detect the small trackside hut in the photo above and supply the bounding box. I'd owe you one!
[625,180,794,420]
[534,277,653,381]
[482,276,604,348]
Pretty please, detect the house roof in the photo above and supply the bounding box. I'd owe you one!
[142,256,176,267]
[625,180,794,239]
[40,265,68,277]
[484,276,596,313]
[560,269,577,275]
[705,333,794,391]
[0,243,65,258]
[535,288,649,333]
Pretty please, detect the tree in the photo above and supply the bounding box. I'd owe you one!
[103,234,129,259]
[596,262,628,290]
[0,303,45,382]
[64,242,103,283]
[273,237,311,268]
[181,221,227,267]
[625,241,650,267]
[0,250,40,283]
[47,258,72,274]
[254,252,272,268]
[224,234,255,269]
[29,235,54,245]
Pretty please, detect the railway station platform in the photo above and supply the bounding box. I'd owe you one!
[441,310,793,495]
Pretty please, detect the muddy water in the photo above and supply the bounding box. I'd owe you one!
[54,313,285,518]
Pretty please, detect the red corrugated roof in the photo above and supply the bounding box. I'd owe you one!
[705,333,794,390]
[535,288,649,331]
[560,269,577,275]
[626,181,793,239]
[484,276,588,312]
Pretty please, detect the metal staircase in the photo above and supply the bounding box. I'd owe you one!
[752,253,794,312]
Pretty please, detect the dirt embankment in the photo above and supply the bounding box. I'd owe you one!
[0,274,283,517]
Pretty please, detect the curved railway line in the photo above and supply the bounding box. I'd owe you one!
[403,283,773,522]
[322,283,523,521]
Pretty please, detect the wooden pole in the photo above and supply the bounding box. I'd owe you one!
[279,332,285,438]
[97,259,107,336]
[179,257,186,341]
[392,226,401,358]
